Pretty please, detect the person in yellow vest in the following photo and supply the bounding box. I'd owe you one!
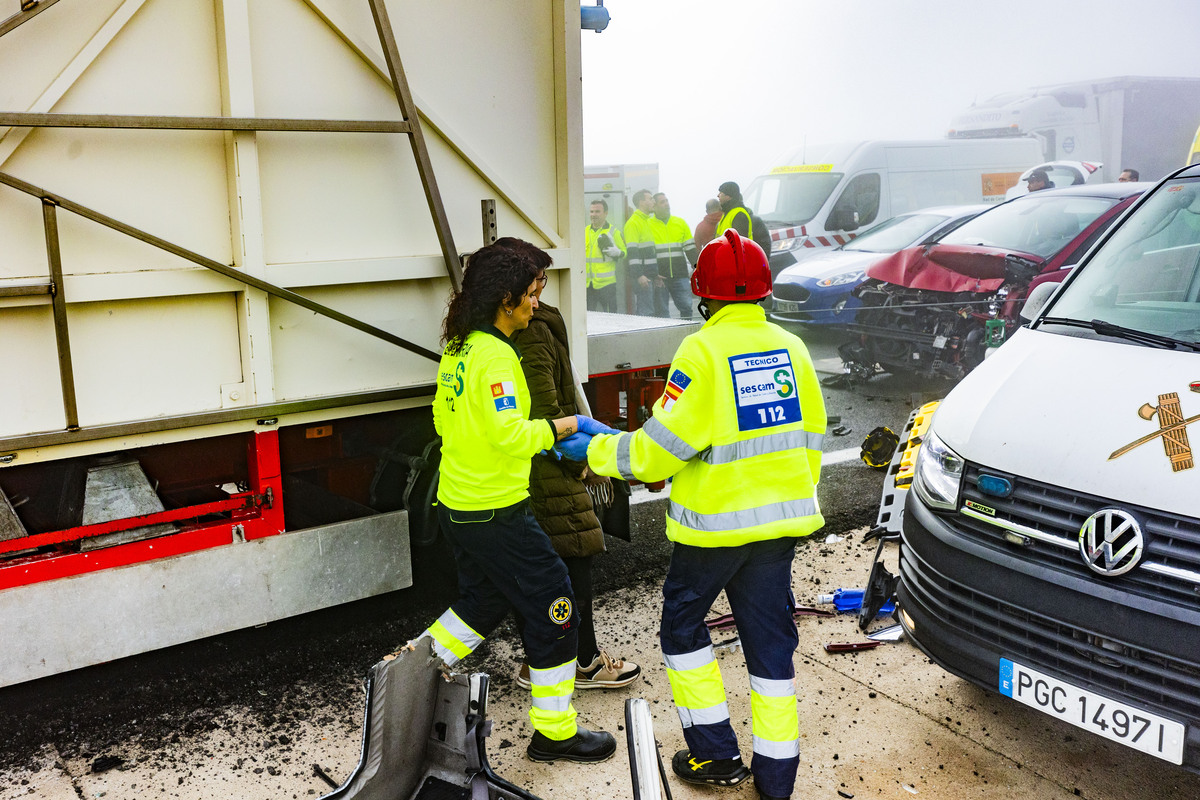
[420,242,620,764]
[716,181,753,240]
[585,230,826,800]
[584,198,625,312]
[650,192,700,319]
[623,188,659,316]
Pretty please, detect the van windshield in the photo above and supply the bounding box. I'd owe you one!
[743,172,843,227]
[1046,177,1200,346]
[938,193,1116,259]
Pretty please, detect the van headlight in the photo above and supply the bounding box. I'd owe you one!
[912,431,964,511]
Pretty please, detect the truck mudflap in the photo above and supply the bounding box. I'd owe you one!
[321,636,539,800]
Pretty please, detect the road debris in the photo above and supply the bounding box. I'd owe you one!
[313,763,339,789]
[823,641,882,653]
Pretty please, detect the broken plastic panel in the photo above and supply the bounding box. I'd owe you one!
[319,636,539,800]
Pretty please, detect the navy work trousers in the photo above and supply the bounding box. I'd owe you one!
[660,537,800,797]
[439,500,578,670]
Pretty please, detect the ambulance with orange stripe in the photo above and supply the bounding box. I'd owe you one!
[743,139,1042,281]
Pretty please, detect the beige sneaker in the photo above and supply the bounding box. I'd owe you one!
[515,663,532,690]
[575,650,641,689]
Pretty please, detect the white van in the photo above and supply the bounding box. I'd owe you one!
[899,165,1200,771]
[743,138,1042,278]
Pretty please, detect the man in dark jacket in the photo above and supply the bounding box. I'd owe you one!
[497,238,642,691]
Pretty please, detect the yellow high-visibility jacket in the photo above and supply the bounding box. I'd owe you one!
[433,328,555,510]
[588,303,825,546]
[584,223,625,289]
[623,209,658,280]
[649,214,699,279]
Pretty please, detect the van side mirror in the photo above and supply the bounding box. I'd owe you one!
[1020,281,1059,321]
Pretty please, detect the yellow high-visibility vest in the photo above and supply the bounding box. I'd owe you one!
[716,206,753,240]
[587,303,825,546]
[584,223,624,288]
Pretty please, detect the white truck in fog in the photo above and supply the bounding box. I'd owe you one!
[948,76,1200,184]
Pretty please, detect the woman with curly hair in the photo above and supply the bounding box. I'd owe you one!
[415,241,617,764]
[492,238,641,693]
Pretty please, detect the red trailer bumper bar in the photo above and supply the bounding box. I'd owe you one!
[0,430,285,590]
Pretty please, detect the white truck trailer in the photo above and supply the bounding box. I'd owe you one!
[0,0,687,689]
[947,76,1200,183]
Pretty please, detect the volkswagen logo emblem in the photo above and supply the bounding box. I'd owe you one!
[1078,508,1144,576]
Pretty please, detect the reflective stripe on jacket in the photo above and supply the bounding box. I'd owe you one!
[433,328,555,510]
[587,303,825,546]
[584,223,624,289]
[650,214,699,279]
[623,209,658,279]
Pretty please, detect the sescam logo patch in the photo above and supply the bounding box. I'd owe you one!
[549,596,573,625]
[729,349,802,431]
[661,369,692,412]
[491,381,517,412]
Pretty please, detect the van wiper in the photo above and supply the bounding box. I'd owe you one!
[1039,316,1200,351]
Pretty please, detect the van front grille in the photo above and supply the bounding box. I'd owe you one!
[956,464,1200,610]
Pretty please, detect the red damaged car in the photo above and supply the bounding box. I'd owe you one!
[838,182,1147,380]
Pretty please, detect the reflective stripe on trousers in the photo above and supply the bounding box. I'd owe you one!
[423,608,485,667]
[749,675,800,759]
[528,659,578,740]
[663,646,730,729]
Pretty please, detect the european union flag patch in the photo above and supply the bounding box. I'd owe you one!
[661,369,692,412]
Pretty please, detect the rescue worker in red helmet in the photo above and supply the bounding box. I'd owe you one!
[585,230,826,799]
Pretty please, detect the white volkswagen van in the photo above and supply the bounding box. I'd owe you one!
[899,164,1200,771]
[744,138,1042,279]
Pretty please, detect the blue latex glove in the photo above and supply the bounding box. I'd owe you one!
[575,414,621,437]
[556,431,593,461]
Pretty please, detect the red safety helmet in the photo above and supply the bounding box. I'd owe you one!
[691,229,771,301]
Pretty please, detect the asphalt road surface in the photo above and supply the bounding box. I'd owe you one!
[3,327,1198,799]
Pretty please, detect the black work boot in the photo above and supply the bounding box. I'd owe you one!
[526,726,617,763]
[671,749,751,787]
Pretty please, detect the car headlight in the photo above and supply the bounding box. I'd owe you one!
[912,431,963,511]
[817,270,865,288]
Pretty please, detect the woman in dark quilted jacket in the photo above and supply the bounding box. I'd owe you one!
[495,238,641,691]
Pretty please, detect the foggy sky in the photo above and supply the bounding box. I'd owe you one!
[581,0,1200,224]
